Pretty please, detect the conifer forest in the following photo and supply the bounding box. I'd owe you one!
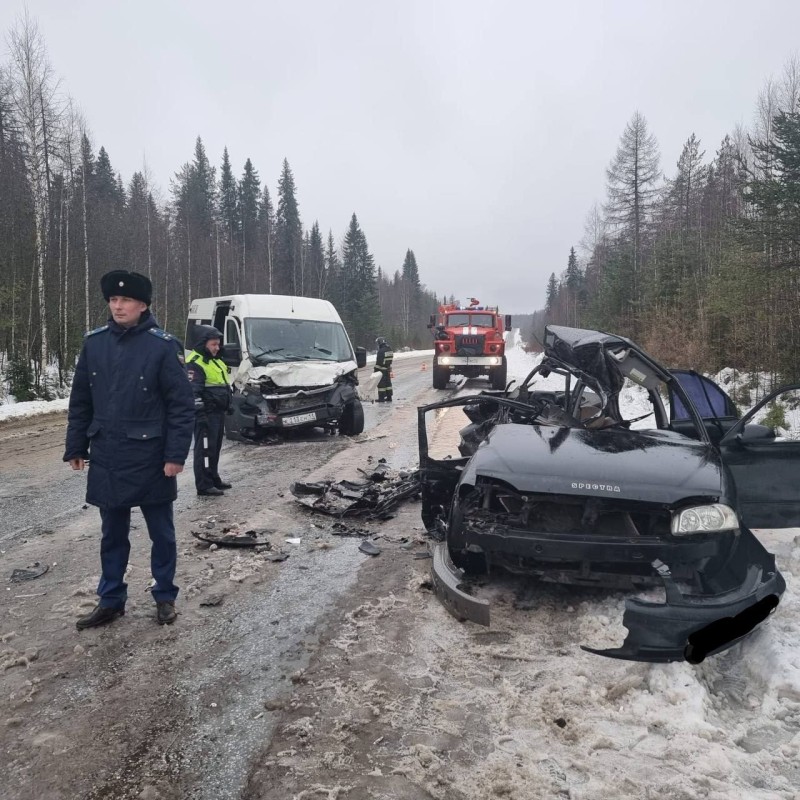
[0,15,439,399]
[540,56,800,388]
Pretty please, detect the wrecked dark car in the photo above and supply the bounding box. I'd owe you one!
[419,324,800,663]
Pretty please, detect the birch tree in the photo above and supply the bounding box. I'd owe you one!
[7,11,62,377]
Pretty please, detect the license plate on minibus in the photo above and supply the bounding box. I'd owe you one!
[282,411,317,426]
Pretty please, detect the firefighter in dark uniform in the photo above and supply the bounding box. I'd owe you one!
[64,270,195,629]
[186,326,233,496]
[374,336,394,402]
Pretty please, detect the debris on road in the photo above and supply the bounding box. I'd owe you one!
[190,529,269,548]
[10,562,49,582]
[330,522,373,537]
[290,461,421,520]
[358,539,381,556]
[199,594,225,607]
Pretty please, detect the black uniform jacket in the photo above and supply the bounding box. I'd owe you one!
[63,312,195,509]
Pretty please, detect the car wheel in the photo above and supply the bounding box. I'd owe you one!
[491,356,508,390]
[340,399,365,435]
[433,365,449,389]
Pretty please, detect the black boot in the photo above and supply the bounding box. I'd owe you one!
[76,604,125,631]
[156,602,177,625]
[197,487,224,496]
[214,481,233,490]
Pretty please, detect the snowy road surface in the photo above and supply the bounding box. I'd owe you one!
[1,345,799,800]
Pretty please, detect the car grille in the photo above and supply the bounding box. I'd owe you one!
[468,486,672,537]
[455,334,485,356]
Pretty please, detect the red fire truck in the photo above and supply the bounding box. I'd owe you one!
[428,299,512,390]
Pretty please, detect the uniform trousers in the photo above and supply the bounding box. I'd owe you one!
[98,501,178,609]
[193,412,225,491]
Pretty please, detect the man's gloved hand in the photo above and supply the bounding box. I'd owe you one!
[194,397,205,411]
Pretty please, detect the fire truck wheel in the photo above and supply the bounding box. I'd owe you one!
[433,365,449,389]
[490,356,508,390]
[340,399,365,435]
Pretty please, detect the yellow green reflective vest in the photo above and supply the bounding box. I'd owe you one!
[187,352,228,385]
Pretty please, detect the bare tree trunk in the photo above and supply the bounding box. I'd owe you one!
[267,221,273,293]
[146,194,152,280]
[57,182,64,374]
[216,225,222,295]
[81,156,90,331]
[163,211,171,330]
[9,13,61,381]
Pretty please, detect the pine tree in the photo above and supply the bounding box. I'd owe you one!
[605,111,661,326]
[218,147,238,244]
[563,246,583,326]
[324,230,341,308]
[545,273,559,316]
[275,159,301,295]
[340,213,379,347]
[306,221,326,297]
[239,157,261,291]
[258,184,275,293]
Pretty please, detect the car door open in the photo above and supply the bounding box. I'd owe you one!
[719,384,800,529]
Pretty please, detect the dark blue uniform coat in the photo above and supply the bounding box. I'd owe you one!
[64,313,195,510]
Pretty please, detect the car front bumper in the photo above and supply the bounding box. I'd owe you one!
[436,356,503,367]
[431,528,785,663]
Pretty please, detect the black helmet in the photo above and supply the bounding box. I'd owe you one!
[375,336,386,347]
[194,325,223,347]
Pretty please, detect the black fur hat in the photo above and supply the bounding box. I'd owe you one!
[100,270,152,305]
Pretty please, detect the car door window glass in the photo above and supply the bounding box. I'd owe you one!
[671,371,736,421]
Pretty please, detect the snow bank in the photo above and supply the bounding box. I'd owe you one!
[0,397,69,422]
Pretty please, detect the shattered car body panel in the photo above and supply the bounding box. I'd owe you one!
[420,325,797,663]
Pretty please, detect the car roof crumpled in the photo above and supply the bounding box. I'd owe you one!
[544,325,631,394]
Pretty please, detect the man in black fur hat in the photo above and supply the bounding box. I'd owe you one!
[64,270,195,629]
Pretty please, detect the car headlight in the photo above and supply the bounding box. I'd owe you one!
[440,357,451,365]
[671,504,739,536]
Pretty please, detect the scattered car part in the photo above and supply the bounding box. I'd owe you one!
[358,539,381,556]
[10,562,49,582]
[430,542,490,627]
[190,529,264,548]
[291,465,421,520]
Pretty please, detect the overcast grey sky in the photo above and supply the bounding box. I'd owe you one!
[3,1,800,311]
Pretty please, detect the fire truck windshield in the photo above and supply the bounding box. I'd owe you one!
[446,313,495,328]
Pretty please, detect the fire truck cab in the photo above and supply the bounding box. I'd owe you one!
[428,299,512,390]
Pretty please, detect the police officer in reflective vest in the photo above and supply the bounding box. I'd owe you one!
[186,326,233,496]
[374,337,394,402]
